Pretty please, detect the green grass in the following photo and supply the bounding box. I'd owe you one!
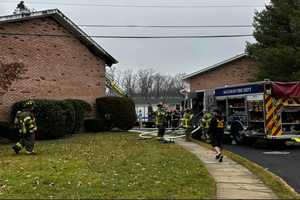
[0,132,216,199]
[195,140,300,199]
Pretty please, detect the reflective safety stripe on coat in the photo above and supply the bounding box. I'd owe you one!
[183,113,193,128]
[16,113,37,135]
[217,119,224,128]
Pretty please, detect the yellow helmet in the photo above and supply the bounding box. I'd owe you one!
[23,100,34,109]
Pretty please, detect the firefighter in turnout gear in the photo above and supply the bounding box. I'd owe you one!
[155,104,167,139]
[183,108,193,141]
[12,100,37,155]
[208,109,224,162]
[201,110,212,141]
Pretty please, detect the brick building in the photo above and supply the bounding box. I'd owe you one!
[183,54,260,93]
[0,9,117,121]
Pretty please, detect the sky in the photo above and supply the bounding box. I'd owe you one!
[0,0,270,75]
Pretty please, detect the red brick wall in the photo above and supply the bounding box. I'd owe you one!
[0,17,107,121]
[189,57,260,92]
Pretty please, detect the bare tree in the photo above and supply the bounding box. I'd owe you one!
[137,69,155,98]
[106,67,185,98]
[173,73,186,96]
[153,73,163,98]
[122,69,137,96]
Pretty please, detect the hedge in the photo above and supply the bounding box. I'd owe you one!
[96,97,136,130]
[11,99,91,140]
[65,99,92,132]
[84,118,106,132]
[0,121,18,142]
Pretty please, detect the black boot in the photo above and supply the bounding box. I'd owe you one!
[219,155,223,162]
[12,145,21,154]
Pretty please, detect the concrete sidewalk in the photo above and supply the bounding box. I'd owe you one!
[176,139,277,199]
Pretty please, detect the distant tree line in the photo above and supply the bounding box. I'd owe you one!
[106,67,185,98]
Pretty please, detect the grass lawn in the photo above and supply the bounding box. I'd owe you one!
[0,132,216,199]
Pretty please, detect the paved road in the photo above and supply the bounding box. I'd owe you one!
[224,144,300,193]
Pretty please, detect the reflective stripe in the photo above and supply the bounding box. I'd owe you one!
[183,113,192,128]
[16,142,22,148]
[217,119,224,128]
[293,138,300,143]
[23,116,31,122]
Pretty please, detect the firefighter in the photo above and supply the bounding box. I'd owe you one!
[12,100,37,155]
[155,104,167,139]
[201,110,212,141]
[183,108,193,141]
[208,109,224,162]
[171,109,180,129]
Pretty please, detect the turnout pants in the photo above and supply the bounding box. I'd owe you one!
[14,133,35,152]
[157,125,166,137]
[185,127,193,141]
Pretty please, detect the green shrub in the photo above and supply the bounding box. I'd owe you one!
[84,118,105,132]
[11,99,92,139]
[0,121,18,142]
[11,100,69,139]
[59,101,76,134]
[96,97,137,130]
[65,99,92,132]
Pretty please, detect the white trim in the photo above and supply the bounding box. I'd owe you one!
[194,89,206,93]
[215,92,264,100]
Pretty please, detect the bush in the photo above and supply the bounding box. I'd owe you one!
[0,121,18,142]
[11,100,69,139]
[96,97,137,130]
[65,99,92,132]
[84,118,105,132]
[11,99,91,140]
[58,101,76,134]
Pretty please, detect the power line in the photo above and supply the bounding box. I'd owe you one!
[0,32,253,38]
[78,24,253,28]
[1,1,265,8]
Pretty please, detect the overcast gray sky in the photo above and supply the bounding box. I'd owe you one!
[0,0,270,75]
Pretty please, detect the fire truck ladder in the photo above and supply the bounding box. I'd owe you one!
[105,74,127,97]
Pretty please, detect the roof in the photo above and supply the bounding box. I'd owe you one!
[182,53,247,80]
[0,9,118,66]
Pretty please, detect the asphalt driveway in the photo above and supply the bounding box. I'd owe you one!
[224,144,300,193]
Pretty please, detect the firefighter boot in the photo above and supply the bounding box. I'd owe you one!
[12,143,22,154]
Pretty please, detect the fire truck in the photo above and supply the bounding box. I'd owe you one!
[213,81,300,144]
[189,81,300,145]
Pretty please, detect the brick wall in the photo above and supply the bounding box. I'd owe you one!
[189,57,260,92]
[0,17,107,121]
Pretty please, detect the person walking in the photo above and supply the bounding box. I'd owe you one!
[12,100,37,155]
[208,109,225,162]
